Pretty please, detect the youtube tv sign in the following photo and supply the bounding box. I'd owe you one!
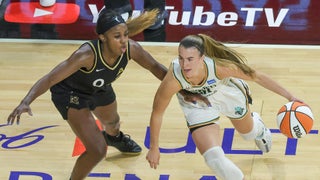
[1,0,320,45]
[4,2,79,24]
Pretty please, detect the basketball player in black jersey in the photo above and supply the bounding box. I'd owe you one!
[6,9,168,180]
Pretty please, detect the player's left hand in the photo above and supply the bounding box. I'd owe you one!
[146,147,160,169]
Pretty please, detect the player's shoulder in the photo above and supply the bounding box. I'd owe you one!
[171,58,180,70]
[77,41,96,55]
[68,42,95,64]
[128,39,141,50]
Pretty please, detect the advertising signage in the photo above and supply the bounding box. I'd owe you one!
[0,0,319,44]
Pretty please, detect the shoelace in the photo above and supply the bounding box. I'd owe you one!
[122,134,135,147]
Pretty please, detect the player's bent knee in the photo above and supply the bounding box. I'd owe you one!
[239,113,264,141]
[203,146,244,180]
[239,126,258,141]
[105,115,120,128]
[86,142,107,161]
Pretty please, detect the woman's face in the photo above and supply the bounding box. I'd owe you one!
[101,23,129,56]
[178,46,204,79]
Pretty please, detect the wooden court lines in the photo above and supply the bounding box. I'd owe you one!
[0,40,320,179]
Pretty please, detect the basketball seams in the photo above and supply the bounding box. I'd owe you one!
[296,106,314,134]
[279,111,292,138]
[292,111,306,138]
[277,101,314,138]
[296,106,314,120]
[291,101,301,110]
[295,111,313,134]
[288,111,294,138]
[295,116,307,136]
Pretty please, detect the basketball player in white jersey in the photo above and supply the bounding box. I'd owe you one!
[146,34,302,179]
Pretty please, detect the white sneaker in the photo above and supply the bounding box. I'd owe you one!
[252,112,272,153]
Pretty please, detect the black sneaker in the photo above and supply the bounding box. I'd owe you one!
[102,131,142,155]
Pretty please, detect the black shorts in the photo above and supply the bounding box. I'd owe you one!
[50,84,115,120]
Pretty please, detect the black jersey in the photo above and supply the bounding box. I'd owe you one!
[52,39,130,95]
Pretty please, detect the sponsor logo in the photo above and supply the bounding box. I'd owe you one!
[293,125,303,138]
[0,124,57,149]
[87,4,289,28]
[164,6,289,27]
[95,68,105,72]
[207,79,216,84]
[69,95,80,105]
[4,2,80,24]
[1,123,318,179]
[235,106,245,115]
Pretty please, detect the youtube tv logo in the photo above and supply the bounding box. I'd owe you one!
[4,2,80,24]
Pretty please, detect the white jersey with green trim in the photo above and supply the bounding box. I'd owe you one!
[172,56,229,97]
[172,56,250,126]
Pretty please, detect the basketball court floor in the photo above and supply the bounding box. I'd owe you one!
[0,39,319,179]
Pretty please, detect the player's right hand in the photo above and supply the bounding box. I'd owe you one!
[7,103,33,125]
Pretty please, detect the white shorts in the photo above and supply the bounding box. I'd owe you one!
[177,78,251,129]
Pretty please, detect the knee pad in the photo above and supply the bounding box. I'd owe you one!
[239,112,264,141]
[203,146,243,180]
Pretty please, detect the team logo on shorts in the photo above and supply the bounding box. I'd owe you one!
[70,95,80,105]
[234,106,244,115]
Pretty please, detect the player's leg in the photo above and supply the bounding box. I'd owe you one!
[103,0,132,19]
[67,108,107,180]
[219,79,272,153]
[177,91,243,179]
[231,111,272,153]
[93,100,142,155]
[192,124,244,180]
[143,0,166,41]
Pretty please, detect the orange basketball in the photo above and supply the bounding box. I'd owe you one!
[276,101,314,138]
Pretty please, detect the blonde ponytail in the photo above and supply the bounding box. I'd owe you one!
[197,34,256,78]
[126,9,159,37]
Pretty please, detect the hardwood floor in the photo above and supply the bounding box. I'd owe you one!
[0,39,319,180]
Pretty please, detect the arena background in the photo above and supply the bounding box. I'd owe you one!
[0,0,319,44]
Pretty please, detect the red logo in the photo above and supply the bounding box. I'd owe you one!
[4,2,80,24]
